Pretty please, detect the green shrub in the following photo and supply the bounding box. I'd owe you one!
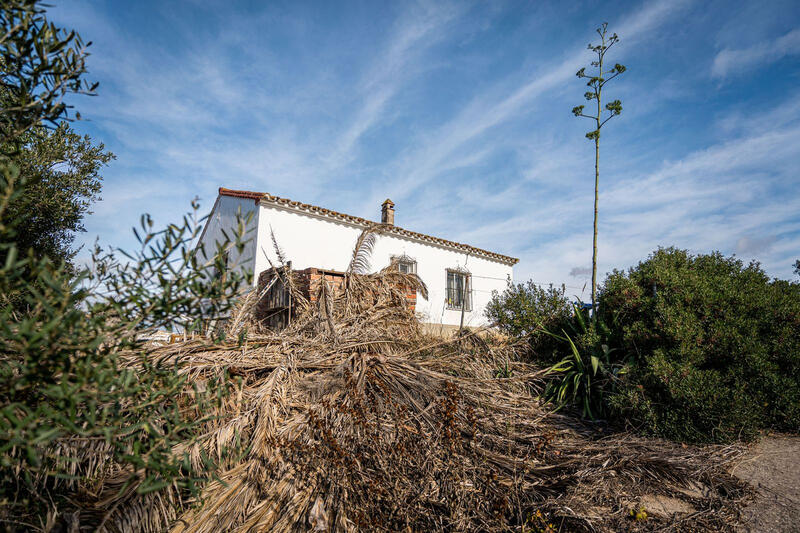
[600,247,800,442]
[485,283,633,420]
[0,2,253,527]
[0,186,253,524]
[485,281,574,364]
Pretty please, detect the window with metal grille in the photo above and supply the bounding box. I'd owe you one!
[445,269,472,311]
[392,254,417,274]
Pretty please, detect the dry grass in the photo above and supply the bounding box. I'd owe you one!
[62,236,751,532]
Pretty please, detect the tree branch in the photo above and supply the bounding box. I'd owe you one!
[599,71,622,87]
[599,114,617,128]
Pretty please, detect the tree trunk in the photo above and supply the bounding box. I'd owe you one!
[592,34,604,320]
[592,135,599,316]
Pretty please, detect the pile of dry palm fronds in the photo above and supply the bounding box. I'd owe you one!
[76,232,751,532]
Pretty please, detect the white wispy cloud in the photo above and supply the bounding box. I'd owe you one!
[50,0,800,289]
[712,28,800,79]
[376,0,693,206]
[324,1,466,169]
[508,101,800,285]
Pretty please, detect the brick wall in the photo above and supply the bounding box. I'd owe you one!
[299,268,347,304]
[255,267,417,328]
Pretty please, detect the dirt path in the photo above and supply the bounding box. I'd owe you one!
[732,434,800,532]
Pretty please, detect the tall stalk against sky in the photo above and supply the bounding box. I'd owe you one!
[573,23,625,314]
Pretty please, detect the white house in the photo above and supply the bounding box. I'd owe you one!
[197,188,518,328]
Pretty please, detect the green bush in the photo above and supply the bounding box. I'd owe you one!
[0,2,253,527]
[485,281,574,364]
[0,185,253,525]
[485,283,631,420]
[600,247,800,443]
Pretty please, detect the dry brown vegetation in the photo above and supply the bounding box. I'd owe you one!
[69,240,753,532]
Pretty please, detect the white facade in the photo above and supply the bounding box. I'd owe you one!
[197,189,518,327]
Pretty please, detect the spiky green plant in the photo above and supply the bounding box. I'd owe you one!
[543,304,629,419]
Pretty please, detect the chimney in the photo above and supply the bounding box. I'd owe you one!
[381,198,395,225]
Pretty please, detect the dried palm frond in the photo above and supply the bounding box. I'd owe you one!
[346,226,382,275]
[269,225,289,267]
[47,231,752,533]
[259,230,309,318]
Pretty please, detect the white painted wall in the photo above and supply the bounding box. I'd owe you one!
[196,195,260,283]
[253,203,514,327]
[371,233,513,327]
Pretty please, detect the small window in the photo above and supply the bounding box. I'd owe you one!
[392,254,417,274]
[445,269,472,311]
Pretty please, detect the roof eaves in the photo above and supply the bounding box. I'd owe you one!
[218,187,519,265]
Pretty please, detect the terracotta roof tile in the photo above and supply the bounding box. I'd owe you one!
[218,188,265,202]
[218,187,519,265]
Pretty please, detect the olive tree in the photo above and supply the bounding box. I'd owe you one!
[1,2,251,528]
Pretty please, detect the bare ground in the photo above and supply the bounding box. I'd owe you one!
[732,434,800,533]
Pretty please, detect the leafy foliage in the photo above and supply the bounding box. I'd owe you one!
[0,123,114,268]
[0,1,253,528]
[600,247,800,442]
[0,181,253,525]
[486,283,632,420]
[497,251,800,440]
[0,0,96,143]
[485,281,573,364]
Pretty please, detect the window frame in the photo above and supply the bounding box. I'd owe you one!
[445,268,472,311]
[391,253,417,275]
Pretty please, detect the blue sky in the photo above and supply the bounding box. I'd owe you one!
[52,0,800,296]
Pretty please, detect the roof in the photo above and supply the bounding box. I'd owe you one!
[218,187,519,266]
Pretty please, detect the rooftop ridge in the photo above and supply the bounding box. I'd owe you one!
[218,187,519,265]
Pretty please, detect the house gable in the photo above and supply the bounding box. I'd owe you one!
[209,187,516,327]
[196,193,261,283]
